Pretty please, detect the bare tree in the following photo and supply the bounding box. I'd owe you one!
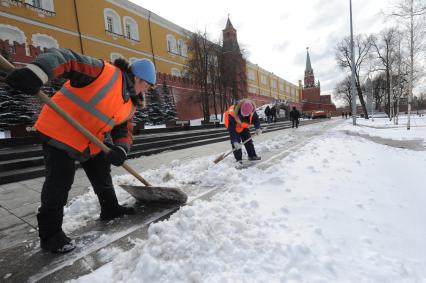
[370,28,400,118]
[392,31,410,124]
[391,0,426,129]
[186,31,217,121]
[334,76,352,107]
[371,73,388,110]
[336,35,372,118]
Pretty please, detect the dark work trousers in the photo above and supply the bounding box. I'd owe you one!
[37,142,114,240]
[230,128,257,161]
[292,119,299,128]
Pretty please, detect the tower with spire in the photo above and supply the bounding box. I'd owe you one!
[223,15,240,53]
[304,47,316,88]
[222,15,247,100]
[301,47,336,114]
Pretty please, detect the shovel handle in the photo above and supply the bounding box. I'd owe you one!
[0,55,152,186]
[213,136,252,164]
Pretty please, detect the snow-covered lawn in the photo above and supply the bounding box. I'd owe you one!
[342,115,426,144]
[69,118,426,283]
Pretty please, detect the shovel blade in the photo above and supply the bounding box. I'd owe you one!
[120,185,187,204]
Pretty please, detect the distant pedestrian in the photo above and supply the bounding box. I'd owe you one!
[342,112,345,119]
[289,106,301,128]
[271,105,277,123]
[264,105,272,124]
[224,99,262,164]
[345,112,348,119]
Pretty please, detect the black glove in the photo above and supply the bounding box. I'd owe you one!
[5,67,43,95]
[106,146,127,166]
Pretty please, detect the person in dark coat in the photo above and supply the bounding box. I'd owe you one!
[270,105,277,123]
[289,106,301,128]
[264,105,272,124]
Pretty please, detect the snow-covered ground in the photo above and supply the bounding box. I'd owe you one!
[67,117,425,282]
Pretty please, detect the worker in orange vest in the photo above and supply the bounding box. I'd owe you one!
[224,99,262,164]
[5,48,155,253]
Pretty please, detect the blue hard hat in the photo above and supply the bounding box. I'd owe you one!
[130,59,156,85]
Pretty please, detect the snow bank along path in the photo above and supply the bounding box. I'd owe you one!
[68,119,425,282]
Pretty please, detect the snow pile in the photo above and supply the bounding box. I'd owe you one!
[62,129,299,232]
[70,119,426,282]
[70,120,426,282]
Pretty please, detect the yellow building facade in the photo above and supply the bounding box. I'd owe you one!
[246,61,300,103]
[0,0,299,103]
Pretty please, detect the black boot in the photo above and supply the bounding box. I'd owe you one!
[248,155,261,161]
[40,230,75,253]
[98,189,135,221]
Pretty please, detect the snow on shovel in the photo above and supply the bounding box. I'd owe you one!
[213,137,253,164]
[0,55,187,205]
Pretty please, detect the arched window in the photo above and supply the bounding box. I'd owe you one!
[0,24,26,45]
[110,52,125,63]
[104,8,122,35]
[166,34,177,54]
[177,39,187,57]
[25,0,55,12]
[123,16,139,41]
[171,68,181,77]
[31,33,58,51]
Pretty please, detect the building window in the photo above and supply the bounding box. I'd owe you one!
[167,34,177,54]
[32,0,40,8]
[177,39,187,57]
[104,8,122,36]
[106,17,113,32]
[260,75,267,85]
[31,33,59,51]
[247,70,255,81]
[125,24,130,38]
[271,79,277,89]
[0,24,26,45]
[171,68,181,77]
[279,83,284,93]
[25,0,55,12]
[123,16,139,42]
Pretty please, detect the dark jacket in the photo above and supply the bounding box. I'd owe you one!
[290,109,300,120]
[30,48,134,159]
[228,111,261,143]
[264,106,271,116]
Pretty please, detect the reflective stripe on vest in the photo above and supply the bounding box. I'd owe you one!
[224,105,253,133]
[35,61,134,156]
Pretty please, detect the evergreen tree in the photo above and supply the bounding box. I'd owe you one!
[161,82,177,121]
[0,86,39,130]
[146,87,164,125]
[133,105,149,124]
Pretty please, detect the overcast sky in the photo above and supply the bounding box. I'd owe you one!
[131,0,411,97]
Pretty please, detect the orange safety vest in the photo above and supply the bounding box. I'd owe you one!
[224,105,253,133]
[35,61,134,156]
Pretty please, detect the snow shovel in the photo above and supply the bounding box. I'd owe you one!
[0,55,187,204]
[213,137,253,164]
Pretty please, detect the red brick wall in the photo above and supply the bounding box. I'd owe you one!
[320,95,331,104]
[0,40,47,65]
[302,87,321,103]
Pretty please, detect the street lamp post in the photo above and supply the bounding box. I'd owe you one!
[349,0,357,125]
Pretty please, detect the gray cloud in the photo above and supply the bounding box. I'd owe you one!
[273,40,291,52]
